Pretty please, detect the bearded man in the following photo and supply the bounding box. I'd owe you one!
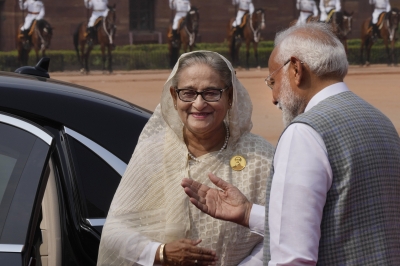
[181,22,400,265]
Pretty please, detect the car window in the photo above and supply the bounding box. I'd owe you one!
[66,137,122,219]
[0,123,38,236]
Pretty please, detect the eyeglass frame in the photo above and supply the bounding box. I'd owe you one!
[265,59,291,90]
[174,86,230,102]
[265,58,305,90]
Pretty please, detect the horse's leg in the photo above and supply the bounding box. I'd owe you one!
[107,44,113,73]
[366,38,373,66]
[253,42,259,69]
[101,44,106,73]
[383,37,390,66]
[85,45,93,74]
[245,41,250,70]
[80,41,86,73]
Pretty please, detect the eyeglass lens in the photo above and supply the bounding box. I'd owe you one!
[178,89,222,102]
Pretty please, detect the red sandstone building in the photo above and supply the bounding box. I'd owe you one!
[0,0,399,51]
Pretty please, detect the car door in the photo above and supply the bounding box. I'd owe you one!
[0,112,54,266]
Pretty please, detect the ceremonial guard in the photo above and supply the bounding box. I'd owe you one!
[19,0,45,41]
[169,0,191,45]
[296,0,319,25]
[84,0,109,45]
[320,0,341,22]
[232,0,254,34]
[370,0,391,38]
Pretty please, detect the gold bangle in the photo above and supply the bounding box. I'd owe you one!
[159,243,166,265]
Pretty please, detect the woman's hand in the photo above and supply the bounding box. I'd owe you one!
[159,239,218,266]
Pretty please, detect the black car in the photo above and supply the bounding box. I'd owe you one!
[0,58,151,265]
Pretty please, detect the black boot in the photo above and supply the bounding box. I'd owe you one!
[172,29,179,48]
[22,30,30,48]
[372,23,379,40]
[87,27,95,46]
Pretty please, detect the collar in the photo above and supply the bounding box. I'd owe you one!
[305,82,349,112]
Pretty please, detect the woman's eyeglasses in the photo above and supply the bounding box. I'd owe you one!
[175,87,229,102]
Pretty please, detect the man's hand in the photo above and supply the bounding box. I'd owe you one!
[181,173,253,227]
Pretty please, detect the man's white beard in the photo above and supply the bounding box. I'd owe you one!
[277,73,306,127]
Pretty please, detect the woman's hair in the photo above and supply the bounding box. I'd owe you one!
[171,51,233,88]
[274,22,348,79]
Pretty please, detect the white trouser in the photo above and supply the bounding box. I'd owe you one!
[232,10,246,27]
[172,11,187,30]
[21,14,38,31]
[372,8,386,24]
[88,10,109,27]
[296,11,312,26]
[320,8,335,22]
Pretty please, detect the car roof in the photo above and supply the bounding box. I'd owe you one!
[0,71,152,163]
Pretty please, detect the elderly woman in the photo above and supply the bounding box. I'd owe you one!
[97,51,274,266]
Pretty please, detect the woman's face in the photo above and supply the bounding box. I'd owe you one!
[170,63,231,136]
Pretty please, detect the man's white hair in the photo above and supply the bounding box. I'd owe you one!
[274,22,348,78]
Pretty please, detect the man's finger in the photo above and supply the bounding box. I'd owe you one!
[189,197,212,215]
[208,173,231,191]
[183,187,206,204]
[181,178,210,198]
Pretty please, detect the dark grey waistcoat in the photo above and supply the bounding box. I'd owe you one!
[264,91,400,265]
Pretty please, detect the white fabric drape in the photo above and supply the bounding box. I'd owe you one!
[97,51,274,266]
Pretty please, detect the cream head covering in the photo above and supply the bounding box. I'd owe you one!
[97,51,274,265]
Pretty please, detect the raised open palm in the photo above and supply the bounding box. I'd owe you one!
[181,173,252,227]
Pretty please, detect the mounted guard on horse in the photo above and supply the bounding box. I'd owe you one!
[360,1,400,66]
[74,1,117,73]
[167,1,199,68]
[295,0,319,26]
[169,0,192,48]
[228,0,265,69]
[319,0,353,55]
[17,0,52,65]
[18,0,44,48]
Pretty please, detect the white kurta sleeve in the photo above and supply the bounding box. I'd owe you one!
[296,0,300,10]
[136,242,162,265]
[268,123,332,266]
[238,241,263,265]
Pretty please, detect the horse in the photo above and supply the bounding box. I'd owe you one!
[73,4,117,74]
[167,6,200,68]
[360,8,400,66]
[16,19,53,66]
[330,11,354,55]
[227,8,266,70]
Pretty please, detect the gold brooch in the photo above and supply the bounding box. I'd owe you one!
[230,155,246,171]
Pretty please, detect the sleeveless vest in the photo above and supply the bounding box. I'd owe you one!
[264,91,400,265]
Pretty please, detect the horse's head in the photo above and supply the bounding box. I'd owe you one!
[187,6,199,33]
[37,19,53,49]
[342,11,354,37]
[105,4,117,46]
[252,8,265,30]
[387,8,400,29]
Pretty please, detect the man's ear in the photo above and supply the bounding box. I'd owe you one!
[170,86,178,109]
[290,56,304,87]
